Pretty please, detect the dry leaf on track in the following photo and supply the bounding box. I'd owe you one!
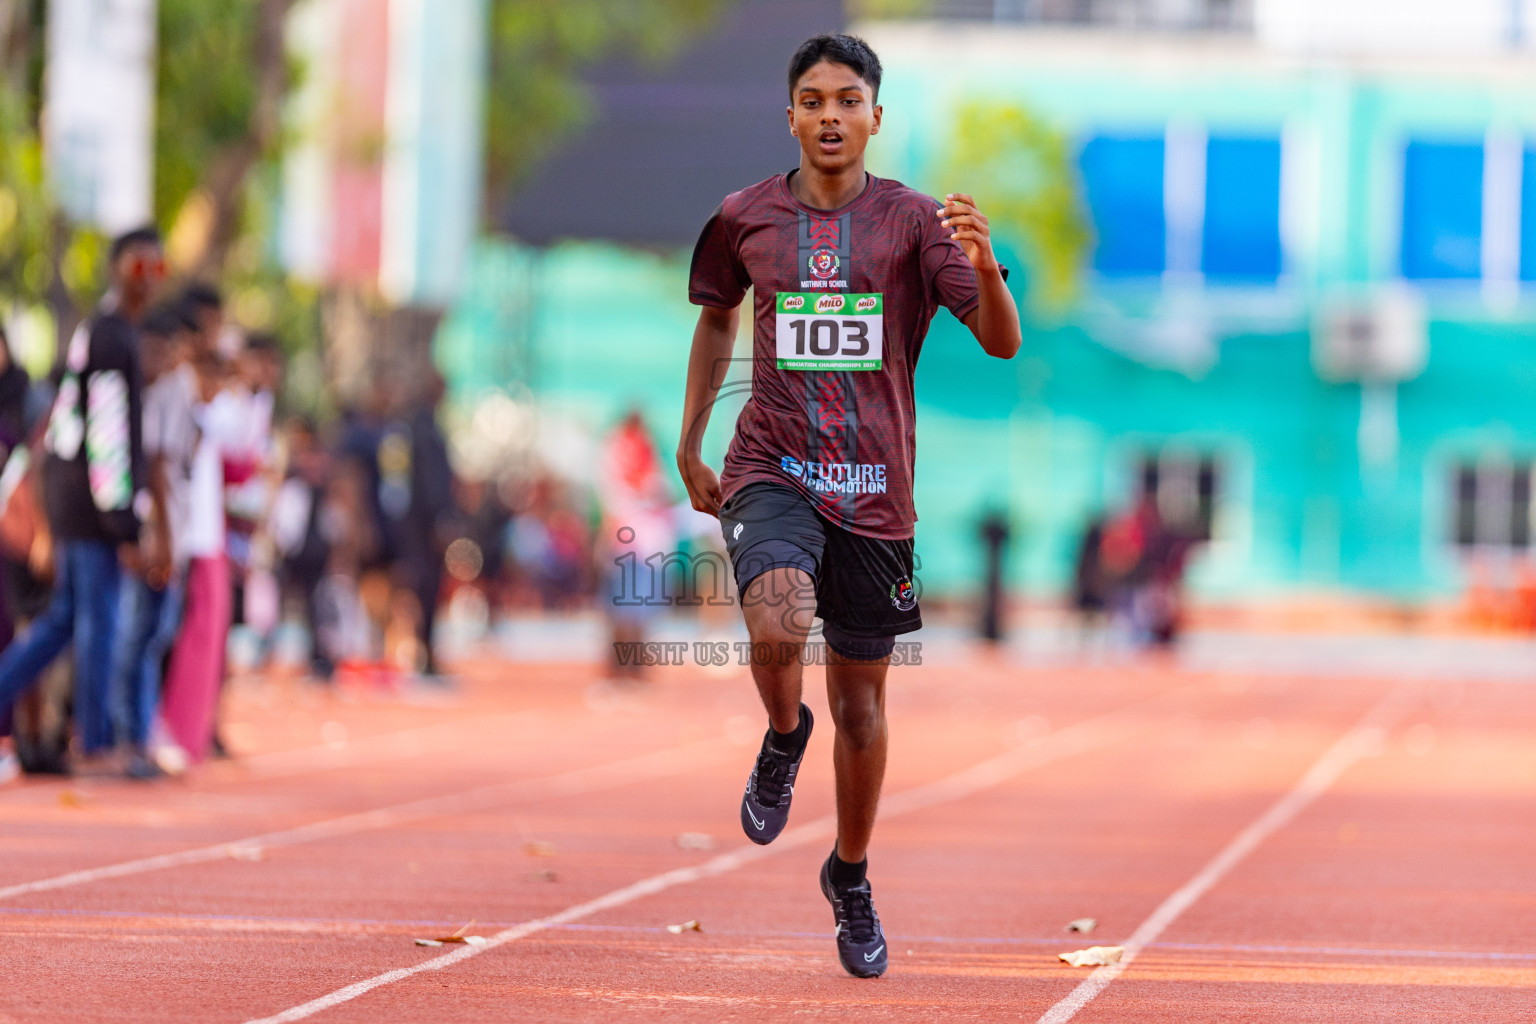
[1058,945,1123,967]
[415,922,487,947]
[1065,918,1096,934]
[666,920,703,934]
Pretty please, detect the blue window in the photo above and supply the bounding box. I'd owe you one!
[1080,136,1165,276]
[1202,136,1282,279]
[1401,141,1484,280]
[1521,146,1536,281]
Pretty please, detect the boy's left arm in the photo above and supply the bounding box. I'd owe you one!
[941,193,1023,359]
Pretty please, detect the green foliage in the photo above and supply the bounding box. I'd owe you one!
[846,0,936,17]
[0,77,103,310]
[153,0,264,225]
[485,0,727,201]
[0,82,51,305]
[941,101,1090,311]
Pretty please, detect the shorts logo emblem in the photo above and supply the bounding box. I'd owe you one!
[733,523,744,540]
[889,576,917,612]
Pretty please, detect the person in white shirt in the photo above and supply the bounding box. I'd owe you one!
[110,305,197,778]
[157,351,247,764]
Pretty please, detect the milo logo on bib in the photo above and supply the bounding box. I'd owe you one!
[775,292,883,372]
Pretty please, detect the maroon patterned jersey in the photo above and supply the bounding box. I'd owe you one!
[689,172,980,540]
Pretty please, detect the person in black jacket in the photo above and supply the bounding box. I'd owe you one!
[393,373,455,679]
[0,226,161,767]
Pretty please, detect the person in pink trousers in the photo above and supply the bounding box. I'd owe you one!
[160,350,246,763]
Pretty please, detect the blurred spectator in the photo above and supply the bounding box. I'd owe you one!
[391,373,455,679]
[507,475,590,611]
[110,305,196,779]
[313,459,376,674]
[339,381,398,570]
[0,328,63,778]
[456,478,511,614]
[1071,516,1111,640]
[210,333,283,751]
[598,410,674,681]
[0,226,161,773]
[978,510,1010,643]
[1084,493,1199,649]
[181,283,225,358]
[0,323,33,782]
[272,417,336,680]
[159,350,241,764]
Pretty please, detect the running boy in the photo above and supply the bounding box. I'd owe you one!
[678,34,1021,977]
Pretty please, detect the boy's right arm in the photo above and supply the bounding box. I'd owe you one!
[676,304,740,517]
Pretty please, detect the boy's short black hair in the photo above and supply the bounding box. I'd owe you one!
[182,282,223,314]
[140,307,187,340]
[109,225,162,264]
[243,332,282,356]
[788,34,882,102]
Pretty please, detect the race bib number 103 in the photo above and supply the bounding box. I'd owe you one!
[775,292,883,371]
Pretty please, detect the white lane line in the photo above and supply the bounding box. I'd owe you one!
[1035,682,1419,1024]
[242,699,1162,1024]
[0,738,735,902]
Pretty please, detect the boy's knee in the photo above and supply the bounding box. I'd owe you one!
[832,699,885,750]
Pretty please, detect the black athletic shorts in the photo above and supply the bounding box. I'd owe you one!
[718,481,920,659]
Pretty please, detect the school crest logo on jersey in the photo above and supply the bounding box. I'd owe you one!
[889,575,917,611]
[799,213,850,291]
[808,249,840,281]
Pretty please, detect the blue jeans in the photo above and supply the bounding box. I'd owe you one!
[0,539,122,753]
[111,570,184,748]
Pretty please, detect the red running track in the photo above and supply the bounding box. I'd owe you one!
[2,648,1535,1022]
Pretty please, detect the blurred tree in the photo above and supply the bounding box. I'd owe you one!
[0,74,53,307]
[2,0,736,369]
[0,0,104,336]
[484,0,729,207]
[845,0,936,16]
[941,101,1089,311]
[155,0,296,281]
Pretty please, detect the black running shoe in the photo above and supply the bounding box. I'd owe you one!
[740,704,812,845]
[820,851,888,978]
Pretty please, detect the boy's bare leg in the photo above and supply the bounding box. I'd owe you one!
[739,567,816,732]
[825,652,889,863]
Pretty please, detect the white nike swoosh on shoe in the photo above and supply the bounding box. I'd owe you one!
[864,945,885,962]
[747,805,766,829]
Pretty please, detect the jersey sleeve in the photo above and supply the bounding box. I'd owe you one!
[84,317,144,532]
[688,204,750,309]
[919,201,981,322]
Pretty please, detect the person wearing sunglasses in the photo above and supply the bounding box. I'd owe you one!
[0,225,163,777]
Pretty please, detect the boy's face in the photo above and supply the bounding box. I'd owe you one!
[140,334,170,381]
[195,362,224,403]
[192,306,223,356]
[167,332,191,368]
[113,241,167,311]
[787,60,880,176]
